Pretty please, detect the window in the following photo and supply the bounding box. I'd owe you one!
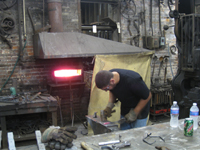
[81,0,120,41]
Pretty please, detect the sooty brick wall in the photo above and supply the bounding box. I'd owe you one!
[0,0,178,123]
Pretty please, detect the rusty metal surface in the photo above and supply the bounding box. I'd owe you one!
[33,32,150,59]
[86,115,119,135]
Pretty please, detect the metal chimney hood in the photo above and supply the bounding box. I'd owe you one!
[33,32,150,59]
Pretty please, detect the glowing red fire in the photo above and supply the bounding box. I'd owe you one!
[54,69,82,77]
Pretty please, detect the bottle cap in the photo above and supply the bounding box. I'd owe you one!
[193,103,197,106]
[173,101,177,105]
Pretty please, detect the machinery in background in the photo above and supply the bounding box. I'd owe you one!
[171,0,200,118]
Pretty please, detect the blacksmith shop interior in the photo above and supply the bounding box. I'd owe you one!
[0,0,200,150]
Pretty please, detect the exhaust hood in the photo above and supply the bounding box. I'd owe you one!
[33,32,150,59]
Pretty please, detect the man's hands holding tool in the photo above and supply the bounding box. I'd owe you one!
[103,102,115,118]
[103,102,138,123]
[124,108,138,123]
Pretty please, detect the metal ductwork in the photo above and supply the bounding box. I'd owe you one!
[47,0,63,32]
[33,0,150,59]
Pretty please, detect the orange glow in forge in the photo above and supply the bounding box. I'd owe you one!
[54,69,82,77]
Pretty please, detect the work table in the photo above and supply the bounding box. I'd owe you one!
[71,119,200,150]
[13,118,200,150]
[0,97,58,149]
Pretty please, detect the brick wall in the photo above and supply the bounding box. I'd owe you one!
[0,0,178,123]
[120,0,178,85]
[0,0,178,93]
[0,0,81,93]
[0,0,89,124]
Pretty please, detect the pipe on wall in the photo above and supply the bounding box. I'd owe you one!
[18,0,22,57]
[47,0,64,32]
[23,0,27,38]
[174,0,179,40]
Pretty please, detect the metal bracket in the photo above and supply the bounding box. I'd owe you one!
[143,133,165,145]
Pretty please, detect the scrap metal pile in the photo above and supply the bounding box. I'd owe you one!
[6,117,51,136]
[0,91,56,103]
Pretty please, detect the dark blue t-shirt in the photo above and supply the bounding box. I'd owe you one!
[110,69,150,119]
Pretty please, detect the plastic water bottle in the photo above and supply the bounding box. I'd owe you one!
[190,103,199,130]
[170,101,179,127]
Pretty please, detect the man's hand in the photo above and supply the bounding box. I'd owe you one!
[125,109,137,123]
[103,107,113,118]
[103,102,115,118]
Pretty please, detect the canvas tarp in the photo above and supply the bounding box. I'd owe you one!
[88,51,154,135]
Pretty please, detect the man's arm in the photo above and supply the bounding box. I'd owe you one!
[108,91,116,103]
[134,92,152,115]
[125,92,152,123]
[103,92,116,118]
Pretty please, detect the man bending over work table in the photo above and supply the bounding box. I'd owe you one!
[95,69,152,130]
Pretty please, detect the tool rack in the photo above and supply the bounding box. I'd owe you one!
[150,85,174,121]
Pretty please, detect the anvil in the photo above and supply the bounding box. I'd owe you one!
[86,115,119,135]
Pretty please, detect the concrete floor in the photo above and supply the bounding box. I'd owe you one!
[149,114,170,125]
[3,115,170,149]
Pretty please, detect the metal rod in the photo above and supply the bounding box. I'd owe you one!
[81,0,118,4]
[27,7,36,33]
[158,0,162,36]
[43,0,44,28]
[23,0,27,38]
[82,25,113,30]
[70,81,74,127]
[99,140,120,146]
[142,0,147,47]
[42,0,44,27]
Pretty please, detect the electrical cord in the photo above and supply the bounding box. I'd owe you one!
[0,39,27,93]
[158,0,162,36]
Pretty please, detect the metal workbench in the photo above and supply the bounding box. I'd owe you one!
[14,118,200,150]
[71,119,200,150]
[0,98,58,149]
